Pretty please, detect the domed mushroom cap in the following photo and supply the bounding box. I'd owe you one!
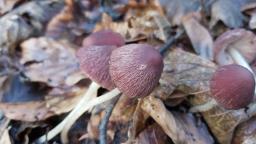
[214,29,256,65]
[210,64,255,109]
[76,45,116,90]
[110,44,164,98]
[82,30,125,47]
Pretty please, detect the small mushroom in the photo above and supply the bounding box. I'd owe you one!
[190,64,255,112]
[36,43,164,143]
[211,64,255,109]
[82,29,125,47]
[37,30,125,143]
[109,44,164,98]
[214,29,256,73]
[76,45,116,90]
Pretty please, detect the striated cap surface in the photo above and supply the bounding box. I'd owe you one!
[110,44,164,98]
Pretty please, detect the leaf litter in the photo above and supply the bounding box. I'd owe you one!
[1,0,256,144]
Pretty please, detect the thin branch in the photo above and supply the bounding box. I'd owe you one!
[99,94,121,144]
[159,29,184,55]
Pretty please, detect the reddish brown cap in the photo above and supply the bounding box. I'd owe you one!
[76,45,116,90]
[82,30,125,47]
[210,64,255,109]
[214,29,256,65]
[109,44,164,98]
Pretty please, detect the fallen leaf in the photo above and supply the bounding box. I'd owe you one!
[0,0,64,52]
[182,12,214,60]
[210,0,245,28]
[135,123,169,144]
[0,81,88,122]
[232,116,256,144]
[20,37,85,87]
[141,96,214,144]
[158,0,200,26]
[0,0,24,15]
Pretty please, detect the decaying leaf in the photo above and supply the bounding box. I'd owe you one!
[232,116,256,144]
[141,96,214,144]
[0,0,64,52]
[0,82,88,122]
[161,49,256,143]
[210,0,245,28]
[182,12,213,60]
[135,123,169,144]
[158,0,200,26]
[0,0,22,15]
[20,37,84,87]
[241,1,256,29]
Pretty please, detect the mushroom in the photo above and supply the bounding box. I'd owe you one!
[82,29,125,47]
[190,64,255,112]
[109,44,164,98]
[36,43,164,143]
[214,29,256,73]
[37,44,117,143]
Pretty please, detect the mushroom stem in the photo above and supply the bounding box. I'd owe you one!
[60,89,121,143]
[228,48,256,94]
[227,48,254,74]
[37,82,120,143]
[189,99,218,112]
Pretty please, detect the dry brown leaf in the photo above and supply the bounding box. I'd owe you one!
[0,84,87,122]
[0,0,22,15]
[0,0,64,52]
[94,9,164,43]
[241,2,256,29]
[135,123,168,144]
[20,37,84,87]
[210,0,245,28]
[158,0,200,26]
[0,101,52,122]
[161,49,256,144]
[182,13,213,60]
[141,96,214,144]
[232,116,256,144]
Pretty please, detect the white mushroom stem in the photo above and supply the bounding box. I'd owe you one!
[60,88,120,143]
[227,48,256,94]
[36,84,121,143]
[227,48,254,74]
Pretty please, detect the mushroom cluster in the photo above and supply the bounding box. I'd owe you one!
[37,30,164,143]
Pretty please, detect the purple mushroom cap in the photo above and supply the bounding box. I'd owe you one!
[76,45,116,90]
[210,64,255,109]
[110,44,164,98]
[82,30,125,47]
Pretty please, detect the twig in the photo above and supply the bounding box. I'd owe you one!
[99,94,121,144]
[159,29,184,56]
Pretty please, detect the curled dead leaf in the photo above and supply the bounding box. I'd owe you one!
[232,116,256,144]
[135,123,169,144]
[141,96,214,144]
[0,83,88,122]
[20,37,85,87]
[158,0,200,26]
[0,0,64,52]
[210,0,245,28]
[182,12,214,60]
